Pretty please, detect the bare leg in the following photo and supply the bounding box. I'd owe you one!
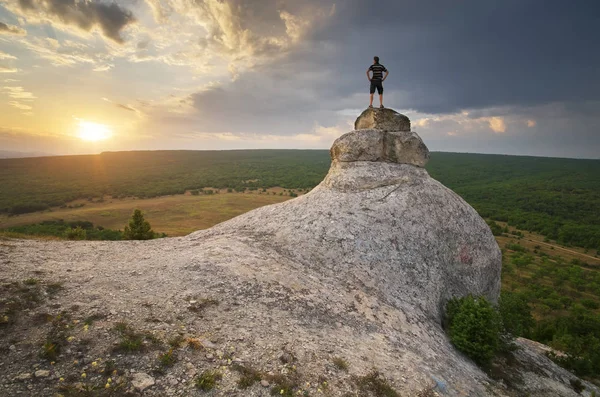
[379,94,384,107]
[369,94,374,107]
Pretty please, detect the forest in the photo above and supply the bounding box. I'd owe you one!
[1,150,599,249]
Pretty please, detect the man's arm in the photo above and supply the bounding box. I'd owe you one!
[366,68,372,81]
[383,70,389,81]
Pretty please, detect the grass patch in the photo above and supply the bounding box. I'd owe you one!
[354,370,399,397]
[195,370,222,391]
[112,322,160,353]
[266,372,302,397]
[158,348,177,367]
[232,364,262,389]
[332,356,349,371]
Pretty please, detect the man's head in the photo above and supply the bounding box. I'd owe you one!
[374,56,380,64]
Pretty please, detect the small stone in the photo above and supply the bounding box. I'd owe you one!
[9,345,15,351]
[260,380,270,387]
[34,370,50,378]
[131,372,155,391]
[16,373,32,381]
[206,353,214,360]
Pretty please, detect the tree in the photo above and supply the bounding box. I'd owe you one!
[445,295,503,366]
[123,209,154,240]
[499,291,535,338]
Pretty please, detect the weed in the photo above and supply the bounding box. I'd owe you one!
[266,372,301,397]
[168,335,185,348]
[232,364,262,389]
[40,341,60,361]
[103,360,117,376]
[354,370,399,397]
[112,322,152,353]
[23,278,39,285]
[195,370,222,391]
[187,338,204,350]
[332,357,349,371]
[158,348,177,367]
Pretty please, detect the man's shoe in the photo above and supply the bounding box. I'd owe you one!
[380,105,385,109]
[368,105,373,108]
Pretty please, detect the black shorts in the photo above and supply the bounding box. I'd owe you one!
[370,80,383,94]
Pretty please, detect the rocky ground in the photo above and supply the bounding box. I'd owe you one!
[0,237,445,397]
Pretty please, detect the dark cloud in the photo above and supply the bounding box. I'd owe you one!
[0,21,26,35]
[313,0,600,114]
[16,0,135,43]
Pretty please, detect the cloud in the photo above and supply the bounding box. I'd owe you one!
[0,21,27,35]
[7,0,136,43]
[527,120,536,128]
[487,117,506,133]
[8,100,32,110]
[0,65,19,73]
[93,64,113,72]
[0,51,17,60]
[3,86,36,100]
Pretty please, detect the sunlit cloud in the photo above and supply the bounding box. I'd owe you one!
[3,86,36,100]
[527,120,536,128]
[0,21,26,36]
[0,51,17,60]
[487,117,506,133]
[7,101,32,110]
[0,65,19,73]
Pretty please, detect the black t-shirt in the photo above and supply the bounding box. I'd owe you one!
[369,63,387,80]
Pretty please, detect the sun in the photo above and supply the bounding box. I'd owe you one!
[78,121,112,141]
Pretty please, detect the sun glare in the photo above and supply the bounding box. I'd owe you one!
[78,121,111,141]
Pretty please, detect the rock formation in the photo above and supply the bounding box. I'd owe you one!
[1,108,597,397]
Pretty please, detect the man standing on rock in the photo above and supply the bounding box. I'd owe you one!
[367,56,389,109]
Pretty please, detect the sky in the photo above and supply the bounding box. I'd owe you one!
[0,0,599,159]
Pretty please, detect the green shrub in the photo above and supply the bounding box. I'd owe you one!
[123,209,154,240]
[65,226,86,240]
[445,295,502,366]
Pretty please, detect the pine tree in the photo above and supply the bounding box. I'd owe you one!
[123,209,154,240]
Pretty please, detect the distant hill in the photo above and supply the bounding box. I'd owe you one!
[0,150,54,159]
[0,149,599,249]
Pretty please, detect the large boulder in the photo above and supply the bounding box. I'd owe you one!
[354,107,411,131]
[330,129,430,167]
[5,107,595,396]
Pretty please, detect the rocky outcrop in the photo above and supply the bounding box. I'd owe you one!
[1,108,597,397]
[330,129,430,167]
[354,107,411,131]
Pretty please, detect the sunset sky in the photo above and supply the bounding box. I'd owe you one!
[0,0,598,158]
